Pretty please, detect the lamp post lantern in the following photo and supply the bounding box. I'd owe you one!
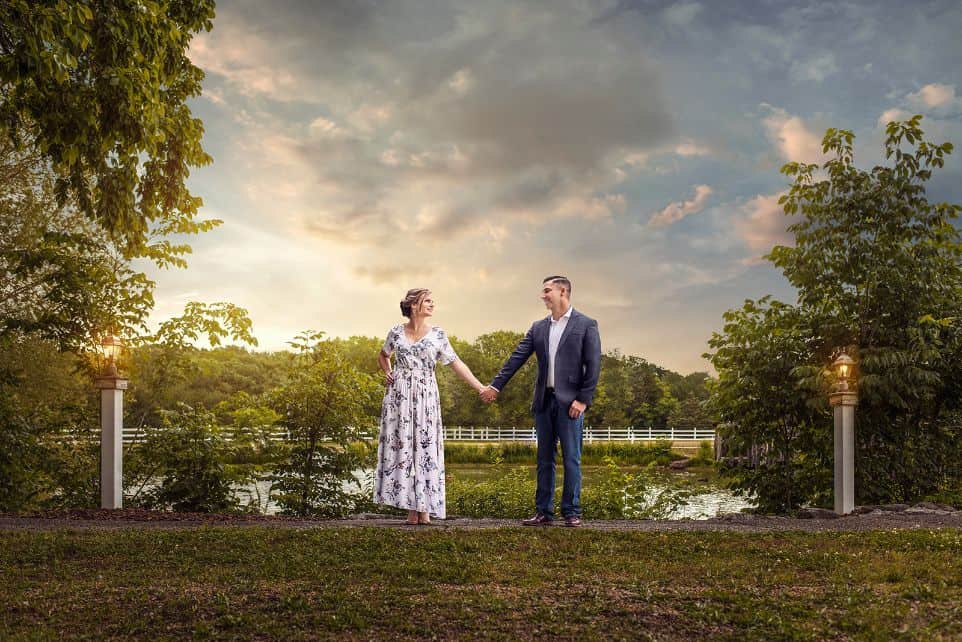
[829,350,858,515]
[95,335,128,509]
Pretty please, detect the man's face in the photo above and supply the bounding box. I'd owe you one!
[540,282,565,309]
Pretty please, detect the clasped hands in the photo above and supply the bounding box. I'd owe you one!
[478,386,498,403]
[477,385,586,418]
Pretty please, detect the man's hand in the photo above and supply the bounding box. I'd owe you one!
[568,399,587,419]
[479,386,499,403]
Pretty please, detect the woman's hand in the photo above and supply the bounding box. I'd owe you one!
[378,350,394,386]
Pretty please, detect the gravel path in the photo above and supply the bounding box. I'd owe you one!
[2,506,961,533]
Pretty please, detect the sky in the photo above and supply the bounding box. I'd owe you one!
[140,0,962,374]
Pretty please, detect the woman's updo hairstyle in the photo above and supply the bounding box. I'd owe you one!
[400,288,430,318]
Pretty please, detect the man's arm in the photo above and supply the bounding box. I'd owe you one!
[577,320,601,407]
[490,323,536,392]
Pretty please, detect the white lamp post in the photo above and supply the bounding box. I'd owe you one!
[95,335,128,509]
[829,351,857,515]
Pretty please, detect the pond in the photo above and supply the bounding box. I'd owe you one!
[235,464,754,519]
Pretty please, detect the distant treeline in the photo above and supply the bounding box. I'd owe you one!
[126,331,714,431]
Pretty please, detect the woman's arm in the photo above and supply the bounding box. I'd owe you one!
[449,359,484,393]
[378,350,395,385]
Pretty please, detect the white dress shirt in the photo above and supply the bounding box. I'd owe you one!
[547,306,573,388]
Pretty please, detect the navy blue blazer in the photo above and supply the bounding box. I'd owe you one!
[491,309,601,413]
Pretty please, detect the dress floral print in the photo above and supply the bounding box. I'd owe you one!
[374,325,458,518]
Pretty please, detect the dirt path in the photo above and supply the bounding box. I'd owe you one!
[2,506,961,533]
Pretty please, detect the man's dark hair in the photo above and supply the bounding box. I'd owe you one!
[543,275,572,296]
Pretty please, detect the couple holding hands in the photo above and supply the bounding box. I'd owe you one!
[373,276,602,526]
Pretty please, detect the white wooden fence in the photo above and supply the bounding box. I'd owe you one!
[121,425,715,444]
[443,426,715,442]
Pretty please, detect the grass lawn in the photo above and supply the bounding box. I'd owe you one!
[3,527,961,640]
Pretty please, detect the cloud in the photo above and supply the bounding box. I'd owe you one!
[662,2,703,28]
[308,116,350,140]
[878,84,962,129]
[146,0,962,379]
[789,52,838,83]
[195,0,675,247]
[673,140,712,157]
[612,139,712,181]
[760,104,824,164]
[648,185,713,227]
[354,264,438,285]
[201,87,226,106]
[733,192,794,257]
[447,68,475,96]
[412,64,672,174]
[877,108,911,127]
[905,83,962,116]
[907,83,956,109]
[347,104,393,134]
[189,28,299,99]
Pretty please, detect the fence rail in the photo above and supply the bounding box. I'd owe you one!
[119,425,715,444]
[443,426,715,442]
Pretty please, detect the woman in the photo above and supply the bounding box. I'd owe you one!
[374,288,485,524]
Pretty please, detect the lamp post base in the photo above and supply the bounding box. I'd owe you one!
[829,391,858,515]
[96,376,128,509]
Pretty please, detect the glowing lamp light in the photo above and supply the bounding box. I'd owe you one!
[832,351,855,389]
[100,335,123,375]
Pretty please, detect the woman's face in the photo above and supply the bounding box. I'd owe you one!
[417,293,435,317]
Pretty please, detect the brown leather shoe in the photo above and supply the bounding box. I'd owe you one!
[522,513,553,526]
[564,516,582,528]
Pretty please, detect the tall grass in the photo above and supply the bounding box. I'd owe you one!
[443,439,688,466]
[445,458,691,519]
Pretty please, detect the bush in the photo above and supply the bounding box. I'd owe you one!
[125,404,252,513]
[688,441,716,467]
[0,336,100,512]
[267,333,380,517]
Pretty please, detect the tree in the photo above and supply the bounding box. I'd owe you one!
[125,301,259,430]
[667,372,712,403]
[589,351,632,427]
[0,334,99,511]
[706,298,832,512]
[707,117,962,510]
[0,142,154,351]
[667,396,715,429]
[0,0,217,258]
[435,331,537,427]
[1,3,221,353]
[269,332,380,517]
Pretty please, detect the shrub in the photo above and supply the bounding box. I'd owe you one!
[125,404,250,513]
[268,333,379,517]
[688,441,716,467]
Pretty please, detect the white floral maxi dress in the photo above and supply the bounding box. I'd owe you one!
[373,325,458,518]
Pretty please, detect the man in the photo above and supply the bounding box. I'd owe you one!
[480,276,601,527]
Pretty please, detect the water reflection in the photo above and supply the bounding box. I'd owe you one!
[233,467,754,519]
[665,489,753,519]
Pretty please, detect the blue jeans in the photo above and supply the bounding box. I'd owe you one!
[534,391,583,518]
